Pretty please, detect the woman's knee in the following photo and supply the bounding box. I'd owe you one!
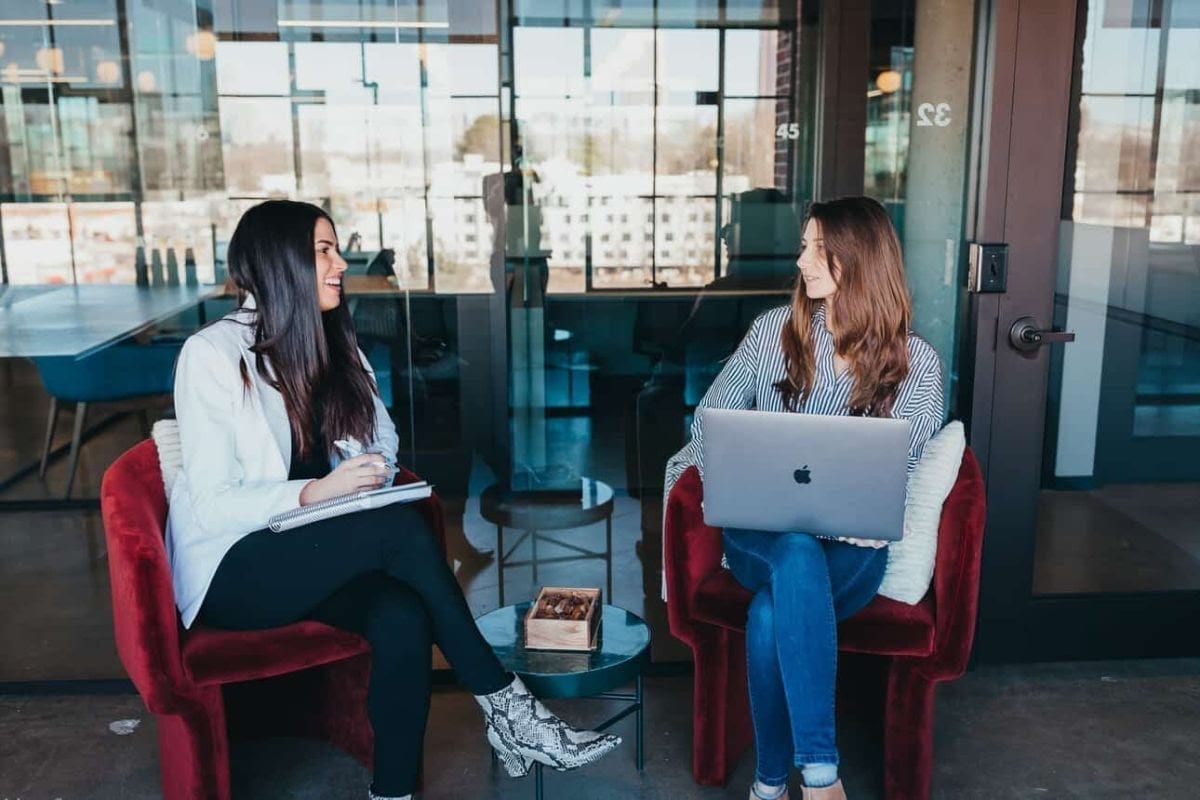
[368,504,443,559]
[746,588,775,634]
[366,582,433,647]
[768,532,823,575]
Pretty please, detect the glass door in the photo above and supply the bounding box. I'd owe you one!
[973,0,1200,660]
[495,0,980,648]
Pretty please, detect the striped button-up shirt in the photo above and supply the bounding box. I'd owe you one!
[664,302,945,502]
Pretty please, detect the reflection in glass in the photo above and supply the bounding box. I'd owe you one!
[141,201,217,284]
[219,98,296,197]
[214,42,290,95]
[1036,0,1200,595]
[2,203,73,284]
[69,202,136,284]
[0,1,822,675]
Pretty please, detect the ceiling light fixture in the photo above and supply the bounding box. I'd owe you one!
[276,19,449,29]
[35,46,64,74]
[96,59,120,83]
[875,69,902,94]
[185,29,217,60]
[0,19,116,27]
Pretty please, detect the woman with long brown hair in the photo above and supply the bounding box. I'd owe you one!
[665,196,944,800]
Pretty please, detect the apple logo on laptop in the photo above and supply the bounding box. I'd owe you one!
[793,465,812,485]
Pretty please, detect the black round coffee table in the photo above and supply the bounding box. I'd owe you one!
[480,479,615,606]
[476,602,650,798]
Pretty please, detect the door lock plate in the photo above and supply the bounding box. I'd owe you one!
[968,243,1008,293]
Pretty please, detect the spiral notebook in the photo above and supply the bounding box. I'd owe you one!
[268,481,432,533]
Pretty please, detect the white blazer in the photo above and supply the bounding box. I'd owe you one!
[166,296,399,627]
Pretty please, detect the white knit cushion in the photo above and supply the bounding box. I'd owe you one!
[151,419,182,497]
[877,420,966,605]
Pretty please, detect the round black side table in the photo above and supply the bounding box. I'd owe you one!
[480,479,615,605]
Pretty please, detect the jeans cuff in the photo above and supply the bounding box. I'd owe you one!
[754,771,790,787]
[794,753,839,766]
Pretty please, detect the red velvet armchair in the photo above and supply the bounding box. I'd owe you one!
[100,440,445,800]
[664,449,986,800]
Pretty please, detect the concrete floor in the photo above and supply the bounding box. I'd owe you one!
[3,658,1200,799]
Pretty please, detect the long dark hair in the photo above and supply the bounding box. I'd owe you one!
[774,196,912,416]
[226,200,377,459]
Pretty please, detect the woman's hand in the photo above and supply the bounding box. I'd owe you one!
[299,454,390,505]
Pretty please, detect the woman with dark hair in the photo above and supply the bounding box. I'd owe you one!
[166,200,619,800]
[665,196,944,800]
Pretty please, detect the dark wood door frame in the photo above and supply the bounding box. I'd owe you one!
[965,0,1200,662]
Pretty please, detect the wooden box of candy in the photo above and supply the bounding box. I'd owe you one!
[523,587,601,652]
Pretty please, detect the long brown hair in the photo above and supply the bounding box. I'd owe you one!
[226,200,377,459]
[774,196,912,416]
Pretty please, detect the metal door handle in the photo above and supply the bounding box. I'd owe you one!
[1009,316,1076,353]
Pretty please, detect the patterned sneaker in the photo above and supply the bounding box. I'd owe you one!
[474,675,622,775]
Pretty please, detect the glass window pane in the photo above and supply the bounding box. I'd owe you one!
[215,42,290,96]
[514,97,584,167]
[51,3,123,90]
[449,99,503,166]
[655,0,719,25]
[657,30,718,93]
[442,43,500,96]
[1038,1,1200,596]
[1,202,72,284]
[70,202,136,284]
[583,0,655,27]
[591,29,653,93]
[1074,96,1156,195]
[295,43,375,102]
[10,103,66,196]
[137,94,224,195]
[1155,91,1200,194]
[57,97,135,195]
[514,0,588,24]
[367,104,431,194]
[655,104,717,194]
[514,28,584,97]
[724,98,781,191]
[364,43,423,97]
[655,197,714,287]
[141,200,218,284]
[587,106,654,194]
[727,0,784,24]
[725,29,783,97]
[591,196,652,288]
[298,103,371,199]
[432,197,491,293]
[380,196,430,290]
[1079,19,1158,95]
[219,98,296,196]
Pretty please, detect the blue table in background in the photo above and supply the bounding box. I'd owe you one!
[0,284,219,511]
[0,284,218,360]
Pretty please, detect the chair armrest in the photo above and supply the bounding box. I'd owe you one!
[100,468,194,714]
[925,448,988,679]
[664,466,727,645]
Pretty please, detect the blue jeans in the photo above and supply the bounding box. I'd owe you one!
[722,529,888,784]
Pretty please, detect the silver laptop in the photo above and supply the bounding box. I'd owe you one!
[701,408,910,540]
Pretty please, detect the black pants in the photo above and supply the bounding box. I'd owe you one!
[199,502,509,796]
